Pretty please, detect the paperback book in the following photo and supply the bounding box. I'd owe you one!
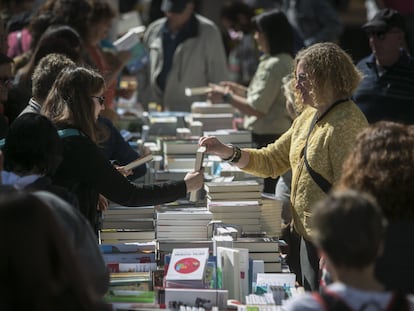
[165,248,209,288]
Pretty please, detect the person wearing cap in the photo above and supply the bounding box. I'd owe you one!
[138,0,228,112]
[353,8,414,124]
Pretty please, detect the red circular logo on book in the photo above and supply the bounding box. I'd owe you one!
[174,257,200,274]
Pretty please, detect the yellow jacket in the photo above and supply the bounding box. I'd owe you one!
[243,100,368,239]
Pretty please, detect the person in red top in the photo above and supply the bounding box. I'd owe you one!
[83,0,133,121]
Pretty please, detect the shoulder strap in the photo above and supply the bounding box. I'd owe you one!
[57,128,85,138]
[313,290,354,311]
[301,98,349,194]
[302,114,332,194]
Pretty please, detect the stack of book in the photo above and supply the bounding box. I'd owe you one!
[190,113,234,131]
[154,139,200,181]
[191,101,235,114]
[203,129,252,148]
[100,242,157,273]
[205,181,262,234]
[105,271,157,310]
[260,196,283,237]
[217,162,257,181]
[100,205,155,244]
[102,242,158,310]
[233,238,281,273]
[208,201,262,234]
[155,206,212,241]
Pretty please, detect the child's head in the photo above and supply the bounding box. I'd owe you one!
[311,190,386,269]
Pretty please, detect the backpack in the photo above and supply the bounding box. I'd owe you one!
[313,288,409,311]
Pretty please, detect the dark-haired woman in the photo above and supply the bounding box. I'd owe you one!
[208,9,294,193]
[41,67,203,232]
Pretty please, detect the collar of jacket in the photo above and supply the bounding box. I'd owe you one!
[160,13,199,40]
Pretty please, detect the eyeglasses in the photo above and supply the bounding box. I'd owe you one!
[366,30,401,40]
[91,95,105,106]
[0,77,11,87]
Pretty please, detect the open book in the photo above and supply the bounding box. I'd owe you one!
[123,154,153,171]
[113,26,148,73]
[189,146,206,202]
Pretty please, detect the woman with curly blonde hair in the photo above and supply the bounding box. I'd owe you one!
[337,121,414,293]
[200,42,368,291]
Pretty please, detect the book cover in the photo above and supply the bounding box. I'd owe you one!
[165,248,209,282]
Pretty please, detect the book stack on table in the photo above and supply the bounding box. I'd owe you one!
[101,242,158,310]
[155,206,212,241]
[205,180,263,234]
[100,205,155,244]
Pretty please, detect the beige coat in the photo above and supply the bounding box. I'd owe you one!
[139,14,229,112]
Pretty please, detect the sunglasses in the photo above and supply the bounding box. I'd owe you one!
[366,30,401,40]
[91,95,105,106]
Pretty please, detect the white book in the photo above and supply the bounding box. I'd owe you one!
[156,207,212,220]
[216,247,242,302]
[205,180,261,193]
[189,146,206,202]
[113,26,145,51]
[207,191,261,200]
[165,248,209,281]
[123,154,153,171]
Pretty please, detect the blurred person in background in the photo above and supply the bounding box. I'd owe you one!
[138,0,228,111]
[209,9,294,194]
[353,8,414,124]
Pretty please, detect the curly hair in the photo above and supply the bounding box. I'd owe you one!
[32,53,76,103]
[41,66,105,143]
[337,121,414,221]
[294,42,362,108]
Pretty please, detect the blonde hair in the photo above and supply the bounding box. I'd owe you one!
[282,74,302,119]
[294,42,362,107]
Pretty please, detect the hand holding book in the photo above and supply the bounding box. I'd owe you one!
[115,154,153,177]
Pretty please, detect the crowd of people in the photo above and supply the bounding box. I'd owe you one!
[1,0,414,309]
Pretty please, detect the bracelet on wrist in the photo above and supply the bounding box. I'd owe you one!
[221,144,235,161]
[229,145,242,163]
